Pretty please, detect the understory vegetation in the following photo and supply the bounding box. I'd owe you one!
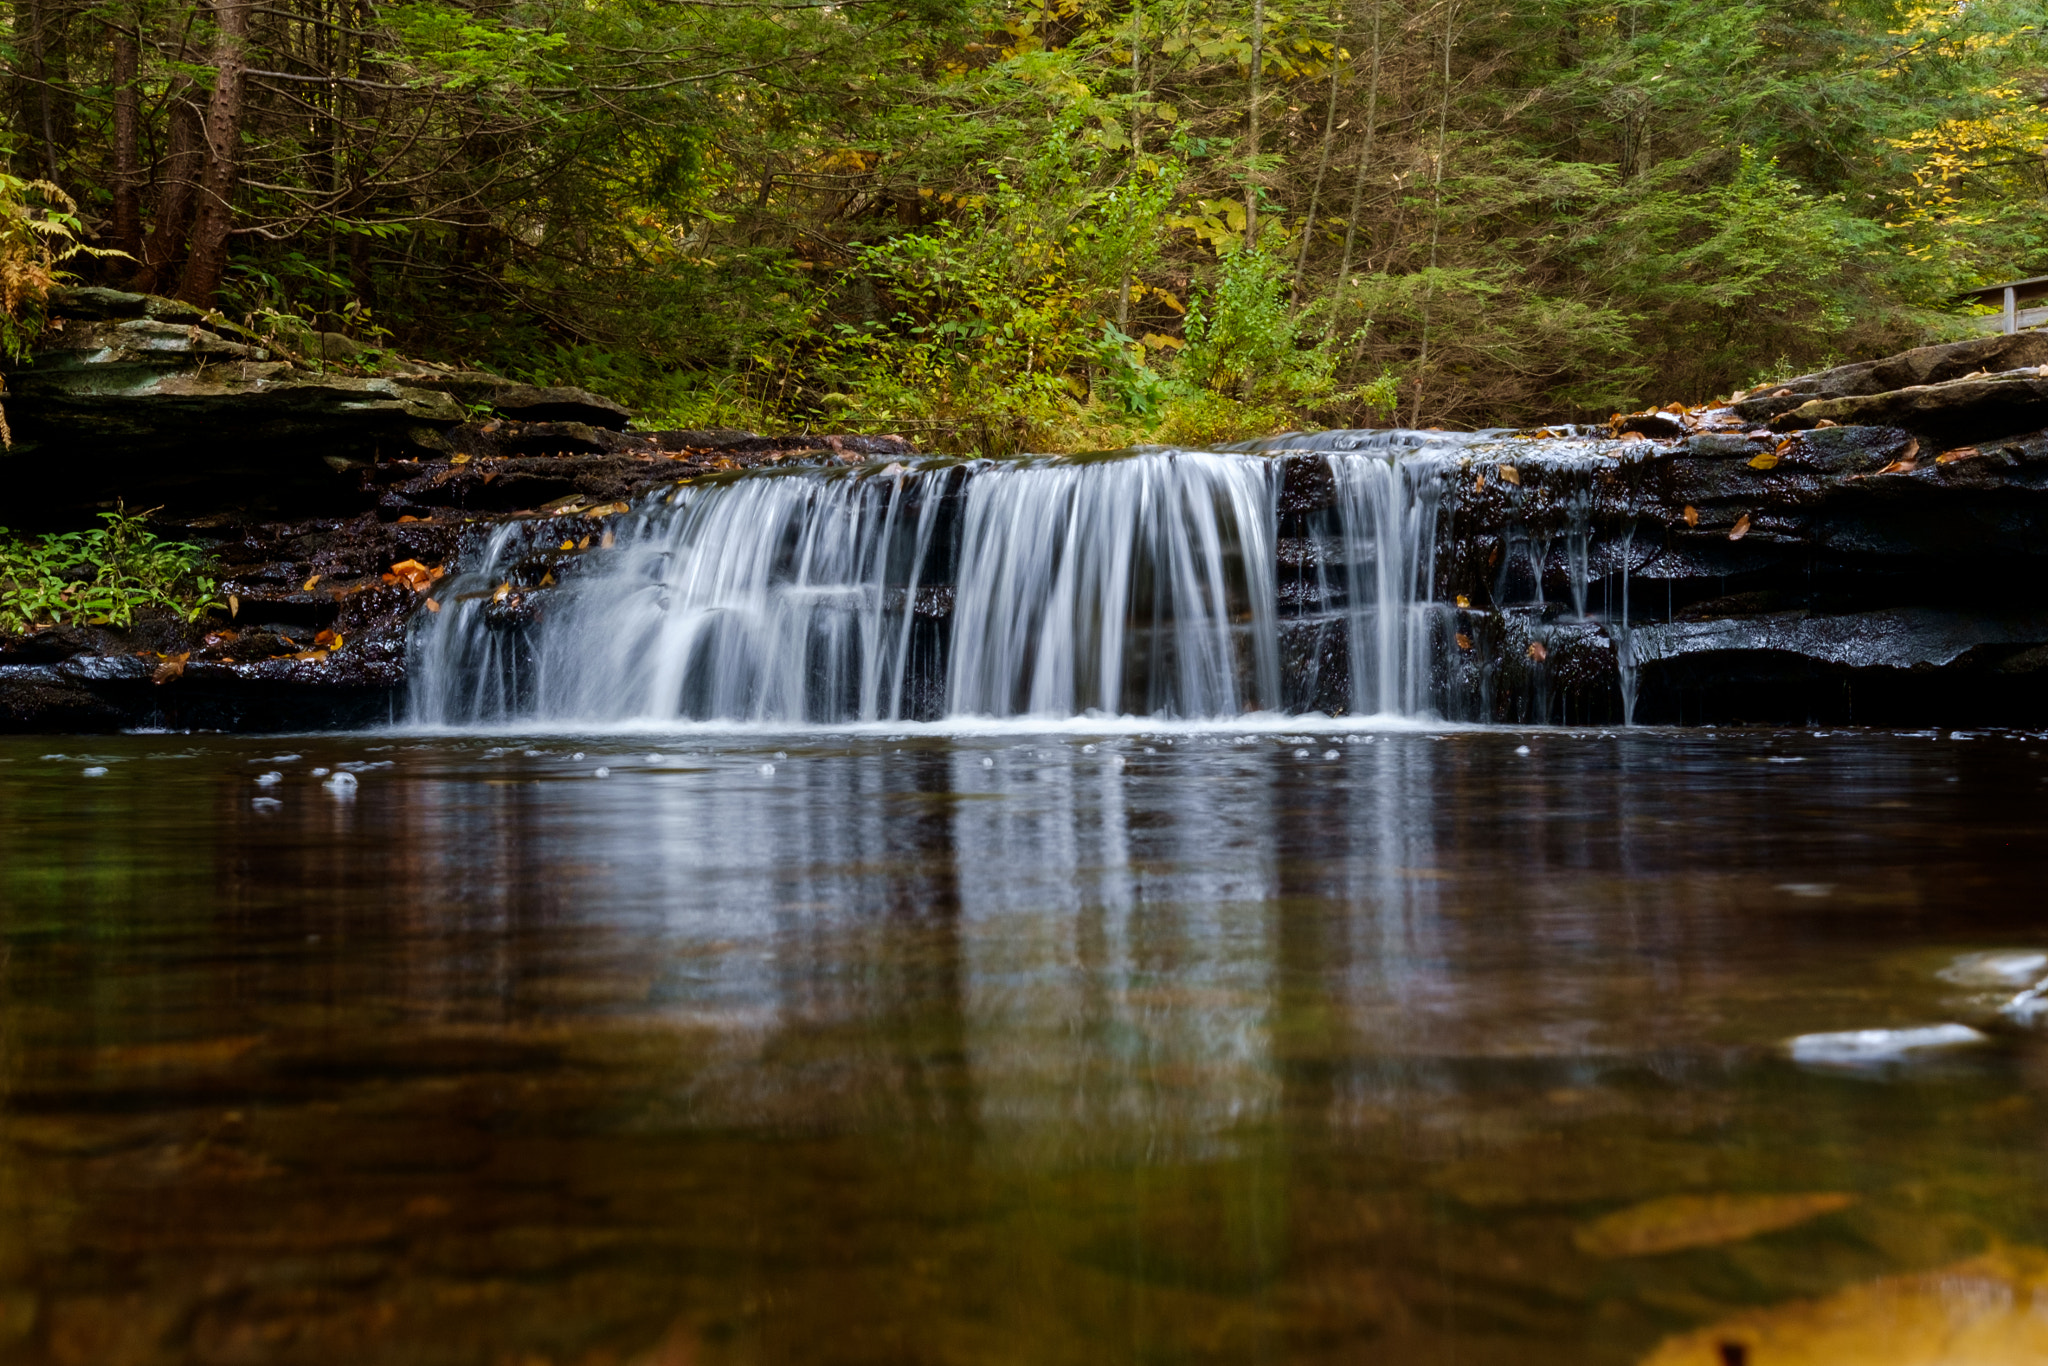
[3,0,2046,448]
[0,508,223,631]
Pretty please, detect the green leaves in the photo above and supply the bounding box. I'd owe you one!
[0,510,224,634]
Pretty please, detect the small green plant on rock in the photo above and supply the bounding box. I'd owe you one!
[0,508,225,632]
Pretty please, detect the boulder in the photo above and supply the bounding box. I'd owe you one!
[1771,371,2048,442]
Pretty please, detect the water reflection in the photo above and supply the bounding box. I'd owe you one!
[2,729,2047,1364]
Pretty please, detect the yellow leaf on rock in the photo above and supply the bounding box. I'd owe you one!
[302,574,321,591]
[492,583,511,603]
[1498,464,1521,486]
[1639,1247,2048,1366]
[561,540,575,551]
[450,452,472,465]
[1455,595,1470,608]
[1576,1192,1855,1259]
[1748,452,1780,470]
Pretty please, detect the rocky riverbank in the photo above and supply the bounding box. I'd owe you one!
[0,289,913,730]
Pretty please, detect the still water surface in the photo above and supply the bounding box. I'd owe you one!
[3,725,2047,1364]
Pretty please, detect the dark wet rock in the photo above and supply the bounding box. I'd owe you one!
[1772,371,2048,443]
[1730,332,2048,420]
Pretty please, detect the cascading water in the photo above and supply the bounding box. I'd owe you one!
[407,434,1642,728]
[410,450,1287,726]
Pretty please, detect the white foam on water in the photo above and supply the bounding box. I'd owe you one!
[1787,1024,1989,1068]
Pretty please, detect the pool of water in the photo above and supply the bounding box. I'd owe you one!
[3,725,2047,1364]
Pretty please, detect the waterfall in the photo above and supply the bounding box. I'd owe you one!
[1324,453,1451,717]
[410,451,1290,727]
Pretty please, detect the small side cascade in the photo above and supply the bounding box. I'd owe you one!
[1324,452,1455,718]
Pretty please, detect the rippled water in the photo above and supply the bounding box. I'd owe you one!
[4,725,2048,1364]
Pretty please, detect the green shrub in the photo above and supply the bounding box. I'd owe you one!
[0,509,225,633]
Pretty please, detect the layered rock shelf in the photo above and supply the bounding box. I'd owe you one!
[4,289,2047,730]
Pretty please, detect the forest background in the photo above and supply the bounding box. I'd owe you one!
[3,0,2046,452]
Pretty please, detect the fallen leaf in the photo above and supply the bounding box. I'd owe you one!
[229,594,239,619]
[1937,446,1982,465]
[302,574,322,591]
[1640,1247,2048,1366]
[1527,640,1548,662]
[1455,594,1470,608]
[1813,418,1838,427]
[1575,1192,1856,1259]
[1683,505,1699,527]
[291,649,329,663]
[151,652,189,685]
[577,535,591,550]
[424,597,441,613]
[389,559,437,592]
[1729,513,1751,541]
[1474,473,1486,492]
[1456,633,1473,651]
[560,539,575,551]
[1498,464,1521,486]
[1748,452,1780,470]
[492,582,511,603]
[600,530,615,549]
[538,573,555,588]
[397,514,421,523]
[1663,402,1686,414]
[585,501,632,517]
[450,452,472,465]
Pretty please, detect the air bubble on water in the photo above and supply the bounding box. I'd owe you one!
[572,752,585,761]
[1144,747,1157,755]
[323,771,357,796]
[311,768,330,777]
[1323,750,1340,760]
[759,763,776,776]
[252,797,281,811]
[1293,748,1310,759]
[646,754,663,764]
[255,772,283,786]
[981,756,995,768]
[1081,744,1097,753]
[1515,745,1531,756]
[82,766,108,778]
[594,767,610,778]
[774,751,787,760]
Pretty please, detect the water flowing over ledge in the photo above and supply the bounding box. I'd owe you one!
[407,439,1621,728]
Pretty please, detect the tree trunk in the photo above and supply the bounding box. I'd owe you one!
[1409,0,1457,428]
[1117,0,1142,332]
[1244,0,1263,251]
[110,16,143,258]
[1327,0,1383,341]
[1291,11,1345,307]
[132,77,204,295]
[177,0,253,306]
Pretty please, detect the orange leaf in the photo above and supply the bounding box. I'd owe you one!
[1455,633,1473,651]
[1527,640,1548,662]
[302,574,322,591]
[424,597,441,613]
[1454,594,1470,608]
[1683,505,1699,527]
[1936,446,1982,465]
[1473,473,1486,492]
[1729,513,1751,540]
[1498,464,1521,486]
[492,582,511,603]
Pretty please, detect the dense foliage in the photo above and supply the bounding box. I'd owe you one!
[4,0,2045,447]
[0,507,224,630]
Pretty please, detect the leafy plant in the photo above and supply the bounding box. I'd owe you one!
[0,509,225,633]
[0,173,105,364]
